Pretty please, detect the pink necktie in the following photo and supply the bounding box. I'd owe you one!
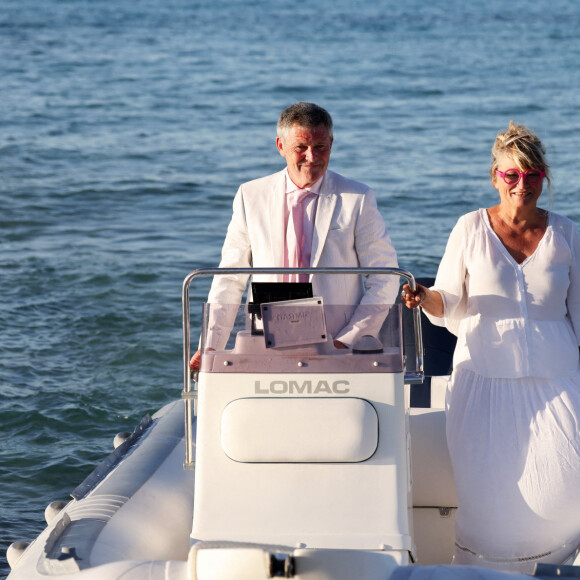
[286,189,311,283]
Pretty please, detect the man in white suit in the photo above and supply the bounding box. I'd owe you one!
[191,102,398,369]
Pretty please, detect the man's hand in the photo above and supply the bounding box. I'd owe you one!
[190,348,216,372]
[190,349,202,371]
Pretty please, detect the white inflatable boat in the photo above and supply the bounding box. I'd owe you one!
[7,267,580,580]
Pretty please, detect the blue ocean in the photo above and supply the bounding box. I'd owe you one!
[1,0,580,575]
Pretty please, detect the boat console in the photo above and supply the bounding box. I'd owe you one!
[183,267,426,576]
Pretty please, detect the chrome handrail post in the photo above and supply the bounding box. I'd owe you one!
[182,271,194,469]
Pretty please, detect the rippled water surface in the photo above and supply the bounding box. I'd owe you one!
[2,0,580,575]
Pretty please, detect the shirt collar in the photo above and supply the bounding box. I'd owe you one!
[284,169,324,195]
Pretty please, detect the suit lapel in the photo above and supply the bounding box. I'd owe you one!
[311,173,337,267]
[269,171,286,267]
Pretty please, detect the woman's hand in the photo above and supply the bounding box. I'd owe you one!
[400,283,427,309]
[400,283,444,317]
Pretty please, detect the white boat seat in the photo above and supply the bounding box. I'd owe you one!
[409,407,456,508]
[409,407,457,565]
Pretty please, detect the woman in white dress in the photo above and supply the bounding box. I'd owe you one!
[402,121,580,573]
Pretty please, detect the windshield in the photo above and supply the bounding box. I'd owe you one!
[199,301,403,374]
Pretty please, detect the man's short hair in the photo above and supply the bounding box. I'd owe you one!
[277,102,333,141]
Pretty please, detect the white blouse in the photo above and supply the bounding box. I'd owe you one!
[427,209,580,379]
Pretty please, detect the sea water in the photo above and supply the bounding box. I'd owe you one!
[1,0,580,575]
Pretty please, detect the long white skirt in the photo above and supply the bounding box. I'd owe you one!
[446,367,580,573]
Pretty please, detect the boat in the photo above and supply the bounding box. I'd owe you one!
[6,267,580,580]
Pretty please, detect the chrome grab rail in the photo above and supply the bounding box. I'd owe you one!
[182,267,424,469]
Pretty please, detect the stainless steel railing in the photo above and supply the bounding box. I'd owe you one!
[181,267,424,469]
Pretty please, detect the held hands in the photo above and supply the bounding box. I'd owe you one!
[400,283,427,309]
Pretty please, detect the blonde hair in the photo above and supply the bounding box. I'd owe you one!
[491,121,552,196]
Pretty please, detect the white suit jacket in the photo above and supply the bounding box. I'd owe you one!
[206,169,399,347]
